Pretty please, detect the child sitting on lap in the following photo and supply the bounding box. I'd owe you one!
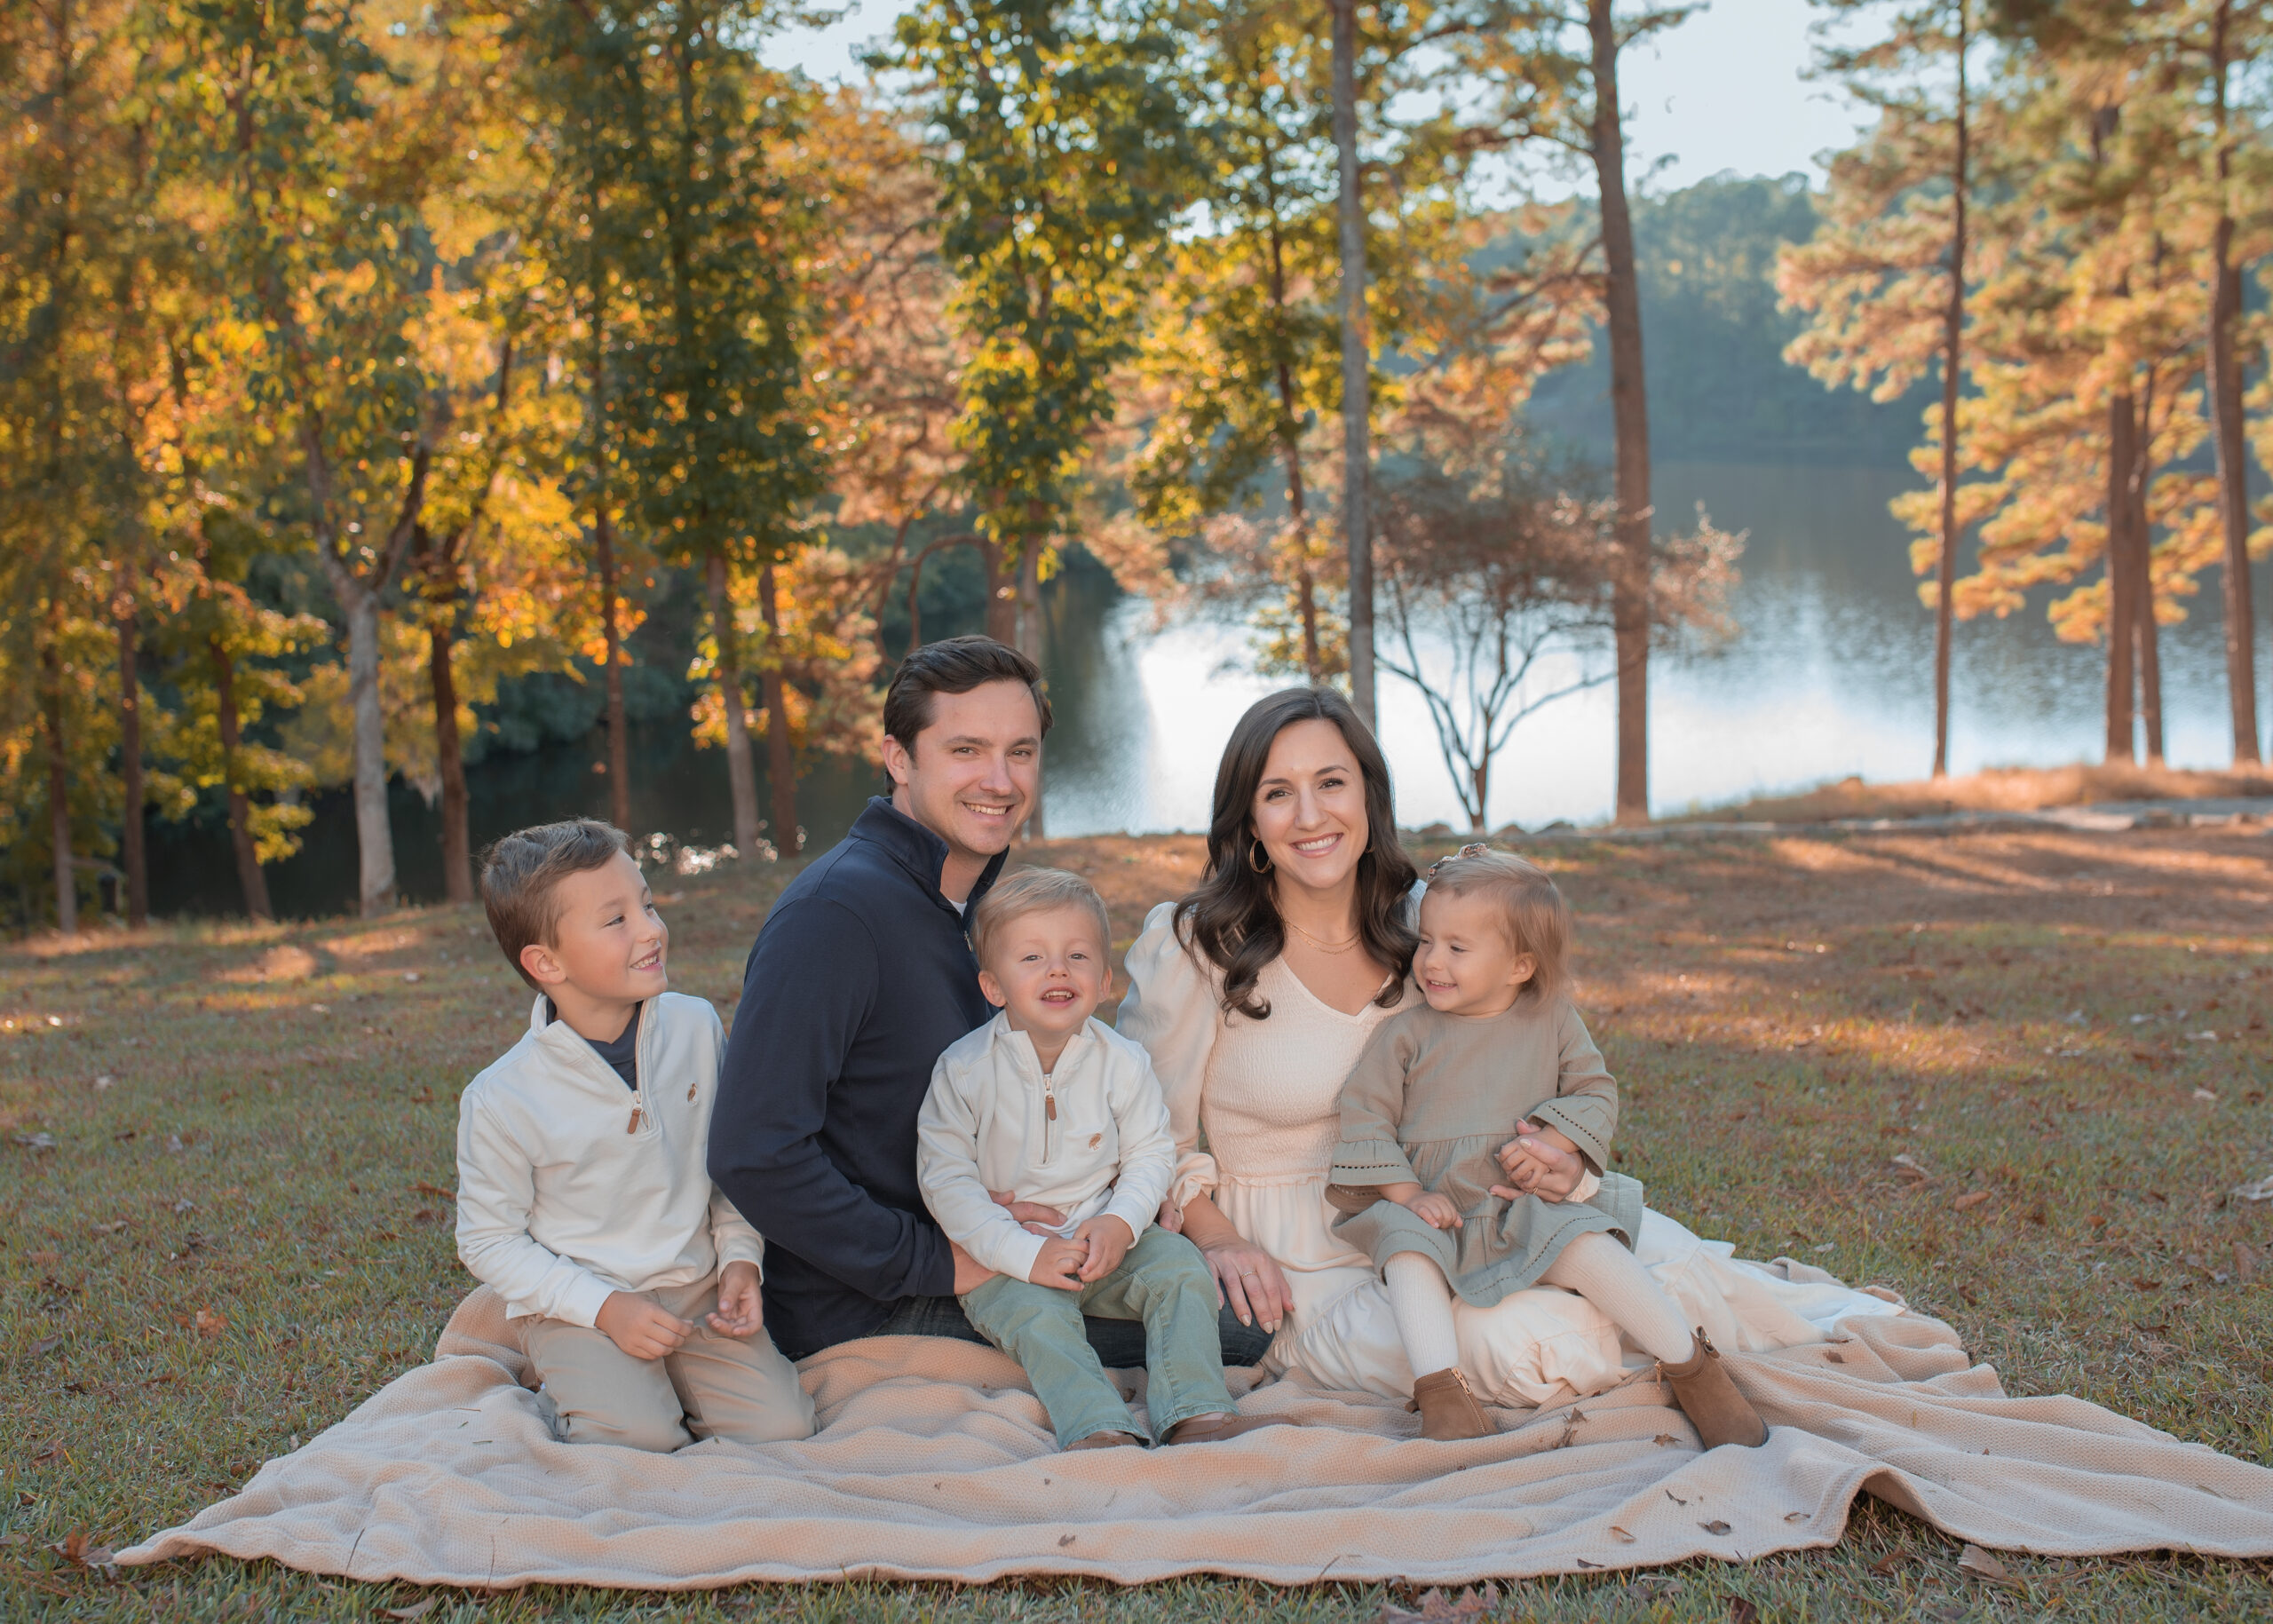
[1329,848,1765,1450]
[918,868,1285,1452]
[455,819,814,1453]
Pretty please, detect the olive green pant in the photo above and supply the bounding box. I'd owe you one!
[519,1275,815,1453]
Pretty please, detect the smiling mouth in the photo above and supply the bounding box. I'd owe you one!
[631,949,664,972]
[1290,833,1341,855]
[964,799,1018,821]
[1039,989,1076,1004]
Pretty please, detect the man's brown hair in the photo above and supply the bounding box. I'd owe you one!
[480,819,632,990]
[970,867,1112,975]
[1424,848,1572,1002]
[883,635,1054,757]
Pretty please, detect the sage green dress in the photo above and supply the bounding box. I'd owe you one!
[1328,995,1645,1308]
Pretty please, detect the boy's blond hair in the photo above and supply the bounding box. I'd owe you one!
[970,867,1113,971]
[1424,848,1571,1002]
[479,819,633,990]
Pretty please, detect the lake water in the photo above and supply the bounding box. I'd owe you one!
[151,460,2273,916]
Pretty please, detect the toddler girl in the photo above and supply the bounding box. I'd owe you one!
[1328,848,1765,1449]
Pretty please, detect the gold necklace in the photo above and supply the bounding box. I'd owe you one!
[1283,915,1361,955]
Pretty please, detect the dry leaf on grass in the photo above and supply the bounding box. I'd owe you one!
[382,1599,437,1621]
[193,1308,227,1336]
[1373,1584,1500,1623]
[1699,1519,1732,1535]
[53,1532,115,1567]
[1868,1548,1913,1576]
[1959,1542,2022,1588]
[1952,1190,1991,1211]
[1727,1598,1760,1624]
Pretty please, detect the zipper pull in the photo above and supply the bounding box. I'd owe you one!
[627,1105,643,1135]
[1046,1094,1057,1121]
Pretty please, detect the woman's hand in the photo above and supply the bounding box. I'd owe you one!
[1491,1118,1587,1202]
[1197,1237,1293,1335]
[1173,1192,1292,1334]
[991,1188,1069,1238]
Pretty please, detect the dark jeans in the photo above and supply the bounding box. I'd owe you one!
[875,1292,1273,1369]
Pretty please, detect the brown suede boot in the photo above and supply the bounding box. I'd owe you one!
[1659,1330,1767,1449]
[1411,1367,1493,1441]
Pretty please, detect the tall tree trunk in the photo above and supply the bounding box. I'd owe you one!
[43,640,77,934]
[337,583,396,915]
[2207,2,2261,764]
[1932,0,1969,779]
[2104,390,2138,763]
[1263,150,1323,685]
[429,623,473,904]
[1588,0,1651,826]
[1330,0,1375,729]
[707,553,761,854]
[211,639,273,922]
[595,510,631,831]
[1016,541,1046,840]
[2131,452,2164,764]
[758,562,798,858]
[982,535,1017,645]
[117,600,147,927]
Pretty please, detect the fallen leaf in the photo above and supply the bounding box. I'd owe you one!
[1056,1534,1075,1548]
[1952,1190,1991,1211]
[1959,1542,2021,1588]
[31,1335,62,1357]
[2131,1278,2163,1292]
[1652,1433,1677,1446]
[1699,1519,1732,1535]
[382,1600,438,1621]
[1727,1599,1759,1624]
[194,1307,228,1336]
[30,1441,61,1464]
[55,1531,115,1567]
[1666,1488,1689,1505]
[90,1220,128,1235]
[1608,1525,1636,1543]
[411,1180,456,1201]
[172,1198,195,1214]
[1868,1549,1912,1576]
[2194,1088,2220,1103]
[1784,1511,1808,1523]
[1824,1351,1846,1364]
[11,1132,56,1151]
[2237,1241,2259,1284]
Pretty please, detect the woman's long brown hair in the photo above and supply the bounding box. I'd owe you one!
[1174,687,1420,1019]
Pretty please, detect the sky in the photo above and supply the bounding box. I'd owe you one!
[757,0,1873,193]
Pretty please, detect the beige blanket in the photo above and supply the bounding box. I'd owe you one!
[119,1287,2273,1588]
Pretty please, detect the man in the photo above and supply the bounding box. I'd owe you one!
[710,635,1271,1368]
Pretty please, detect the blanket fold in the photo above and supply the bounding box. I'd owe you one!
[115,1286,2273,1588]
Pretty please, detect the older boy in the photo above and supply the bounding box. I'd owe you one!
[918,868,1279,1449]
[455,820,813,1452]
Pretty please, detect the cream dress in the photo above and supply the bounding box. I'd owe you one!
[1117,902,1905,1407]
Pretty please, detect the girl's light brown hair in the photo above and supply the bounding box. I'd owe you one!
[970,867,1113,973]
[1423,848,1571,1003]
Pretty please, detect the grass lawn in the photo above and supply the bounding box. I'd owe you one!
[4,824,2271,1620]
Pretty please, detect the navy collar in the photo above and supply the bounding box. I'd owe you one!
[850,796,1010,922]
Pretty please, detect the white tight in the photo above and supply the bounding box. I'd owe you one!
[1384,1232,1697,1385]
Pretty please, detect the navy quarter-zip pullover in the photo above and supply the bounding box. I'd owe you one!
[709,796,1008,1360]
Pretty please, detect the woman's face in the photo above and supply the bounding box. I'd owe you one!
[1248,717,1371,899]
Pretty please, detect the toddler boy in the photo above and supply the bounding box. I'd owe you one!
[455,819,814,1452]
[916,867,1283,1450]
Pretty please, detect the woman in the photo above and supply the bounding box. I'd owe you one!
[1117,687,1900,1407]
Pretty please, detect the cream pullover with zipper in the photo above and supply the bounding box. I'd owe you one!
[916,1012,1176,1285]
[455,990,764,1327]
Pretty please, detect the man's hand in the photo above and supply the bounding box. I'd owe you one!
[1073,1216,1134,1282]
[1492,1119,1587,1202]
[595,1291,694,1360]
[951,1241,996,1295]
[992,1188,1069,1238]
[1400,1190,1464,1230]
[705,1261,764,1338]
[1028,1235,1089,1291]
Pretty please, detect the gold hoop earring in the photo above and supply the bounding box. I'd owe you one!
[1248,838,1273,875]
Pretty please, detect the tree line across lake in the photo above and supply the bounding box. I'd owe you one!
[4,0,2269,931]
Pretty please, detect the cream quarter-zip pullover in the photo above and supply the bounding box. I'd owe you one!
[456,991,764,1326]
[915,1012,1175,1284]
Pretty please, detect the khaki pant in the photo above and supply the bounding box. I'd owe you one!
[520,1276,815,1453]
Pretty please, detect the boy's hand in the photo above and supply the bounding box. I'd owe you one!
[705,1261,764,1338]
[595,1291,694,1360]
[1400,1190,1464,1230]
[1073,1216,1134,1282]
[1028,1236,1089,1291]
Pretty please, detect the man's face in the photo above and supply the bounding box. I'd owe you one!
[883,680,1043,863]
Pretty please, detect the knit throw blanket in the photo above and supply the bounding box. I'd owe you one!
[118,1285,2273,1588]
